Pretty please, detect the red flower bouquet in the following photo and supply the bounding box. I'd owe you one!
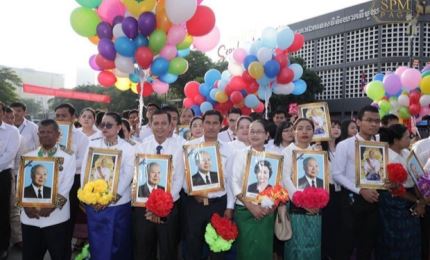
[387,163,408,196]
[292,187,329,209]
[145,189,173,217]
[258,184,289,207]
[210,213,238,241]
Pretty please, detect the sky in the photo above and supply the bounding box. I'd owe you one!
[0,0,368,87]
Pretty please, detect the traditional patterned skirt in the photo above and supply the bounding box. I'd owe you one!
[85,203,132,260]
[234,205,275,260]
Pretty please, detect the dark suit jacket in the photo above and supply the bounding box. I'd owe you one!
[138,183,165,198]
[247,183,272,194]
[298,176,323,189]
[23,185,51,199]
[192,171,218,186]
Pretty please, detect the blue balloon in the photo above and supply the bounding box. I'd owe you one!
[289,63,303,81]
[240,90,247,96]
[209,89,219,100]
[249,39,263,55]
[199,83,212,97]
[129,72,140,83]
[244,94,259,108]
[178,48,190,57]
[114,37,136,57]
[292,79,307,95]
[159,73,178,84]
[191,105,201,116]
[373,73,384,81]
[257,86,272,100]
[261,27,277,49]
[264,60,281,78]
[150,57,169,76]
[243,55,258,70]
[134,35,148,47]
[257,75,271,86]
[218,80,228,90]
[207,95,216,104]
[200,101,213,114]
[277,27,294,50]
[204,69,221,86]
[221,70,232,81]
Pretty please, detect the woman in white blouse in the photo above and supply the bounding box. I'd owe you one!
[78,108,102,141]
[266,121,294,154]
[228,116,252,151]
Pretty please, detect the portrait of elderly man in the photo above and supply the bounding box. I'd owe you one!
[191,150,218,186]
[298,156,323,189]
[23,164,52,199]
[138,162,165,198]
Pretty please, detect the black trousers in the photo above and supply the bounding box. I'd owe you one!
[422,208,430,260]
[322,184,341,259]
[184,195,226,260]
[132,201,180,260]
[335,189,378,260]
[67,175,80,242]
[22,221,69,260]
[0,169,12,252]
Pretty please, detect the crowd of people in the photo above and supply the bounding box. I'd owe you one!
[0,100,430,260]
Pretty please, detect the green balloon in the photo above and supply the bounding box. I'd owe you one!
[76,0,102,8]
[378,99,391,113]
[379,110,387,118]
[422,71,430,78]
[398,106,411,119]
[149,30,167,54]
[70,7,100,37]
[365,81,385,101]
[169,57,188,75]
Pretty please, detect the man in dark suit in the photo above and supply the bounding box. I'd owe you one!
[191,150,218,186]
[138,162,165,198]
[24,164,51,199]
[298,157,323,189]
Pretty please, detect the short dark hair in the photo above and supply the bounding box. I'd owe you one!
[190,116,203,128]
[121,119,131,132]
[122,110,130,119]
[235,116,252,130]
[379,124,408,145]
[128,109,139,116]
[10,102,27,111]
[0,102,5,112]
[161,105,179,118]
[151,110,172,123]
[254,160,273,178]
[252,119,271,134]
[147,103,160,110]
[340,120,357,142]
[357,105,379,120]
[273,109,287,117]
[381,114,399,126]
[55,103,76,116]
[293,118,315,131]
[103,112,125,139]
[31,164,46,179]
[39,119,59,132]
[274,121,294,146]
[95,111,105,127]
[80,107,96,118]
[228,108,242,116]
[202,110,223,123]
[5,106,13,113]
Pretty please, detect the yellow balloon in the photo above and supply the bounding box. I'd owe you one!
[248,61,264,80]
[130,83,139,94]
[115,77,131,91]
[215,91,228,103]
[88,35,100,45]
[177,34,193,50]
[122,0,156,17]
[420,76,430,94]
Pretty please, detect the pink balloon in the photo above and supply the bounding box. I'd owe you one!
[420,106,430,117]
[233,48,247,64]
[197,0,204,4]
[395,66,408,76]
[401,68,421,91]
[89,55,101,71]
[97,0,126,24]
[152,79,169,94]
[160,45,177,60]
[193,26,220,52]
[167,25,187,45]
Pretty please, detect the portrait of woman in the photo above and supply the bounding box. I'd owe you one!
[363,148,382,181]
[306,107,326,135]
[91,155,115,185]
[247,160,273,194]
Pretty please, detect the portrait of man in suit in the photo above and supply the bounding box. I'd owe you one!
[138,162,165,198]
[298,156,323,189]
[191,150,218,187]
[23,164,52,199]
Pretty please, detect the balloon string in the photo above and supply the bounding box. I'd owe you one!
[264,85,269,120]
[138,68,145,127]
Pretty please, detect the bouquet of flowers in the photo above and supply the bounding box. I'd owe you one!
[387,163,408,196]
[257,184,289,208]
[417,175,430,198]
[145,189,173,217]
[292,187,329,209]
[204,213,238,252]
[77,179,113,205]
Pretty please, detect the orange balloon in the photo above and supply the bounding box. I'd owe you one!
[156,3,172,32]
[88,35,100,45]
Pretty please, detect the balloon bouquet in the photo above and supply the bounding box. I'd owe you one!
[365,65,430,122]
[182,26,307,117]
[70,0,220,96]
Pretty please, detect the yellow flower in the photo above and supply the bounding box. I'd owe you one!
[98,193,113,205]
[93,179,108,193]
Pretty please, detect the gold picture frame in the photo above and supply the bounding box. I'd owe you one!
[131,153,173,207]
[406,151,428,196]
[292,150,330,191]
[83,147,122,197]
[355,140,388,190]
[56,121,73,152]
[17,156,60,208]
[183,142,225,196]
[241,150,283,202]
[298,102,332,142]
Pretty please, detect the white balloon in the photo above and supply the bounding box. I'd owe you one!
[166,0,197,24]
[398,95,410,107]
[420,95,430,106]
[257,47,272,64]
[114,69,129,78]
[113,24,125,38]
[115,55,134,74]
[390,99,400,110]
[228,61,244,76]
[273,83,294,95]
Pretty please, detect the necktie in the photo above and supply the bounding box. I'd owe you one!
[156,145,162,154]
[205,175,210,184]
[312,180,316,188]
[37,189,42,198]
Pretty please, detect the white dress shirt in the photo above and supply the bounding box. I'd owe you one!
[231,147,256,206]
[77,128,103,142]
[21,146,76,228]
[72,127,89,175]
[218,128,235,142]
[136,135,185,202]
[227,139,248,152]
[389,148,415,188]
[17,118,39,154]
[81,137,134,206]
[0,122,20,171]
[137,124,153,142]
[265,142,287,155]
[282,143,313,197]
[411,137,430,166]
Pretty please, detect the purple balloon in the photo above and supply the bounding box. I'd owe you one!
[138,12,156,37]
[122,17,138,39]
[112,16,124,26]
[383,73,402,95]
[89,55,101,71]
[98,39,116,61]
[97,22,113,39]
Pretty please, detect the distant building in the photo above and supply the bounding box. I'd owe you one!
[76,68,96,86]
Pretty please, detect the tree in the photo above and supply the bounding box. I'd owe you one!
[0,67,21,103]
[20,98,43,116]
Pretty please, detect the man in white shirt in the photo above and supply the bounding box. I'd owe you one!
[3,106,14,125]
[332,105,381,260]
[272,109,287,127]
[138,103,160,141]
[133,110,185,260]
[161,105,186,145]
[0,102,20,259]
[20,119,76,260]
[218,108,241,142]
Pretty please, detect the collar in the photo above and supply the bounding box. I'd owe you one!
[38,145,58,157]
[305,175,317,184]
[0,122,5,129]
[199,171,211,182]
[292,143,312,151]
[355,133,375,141]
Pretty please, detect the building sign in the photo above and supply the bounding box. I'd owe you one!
[371,0,417,23]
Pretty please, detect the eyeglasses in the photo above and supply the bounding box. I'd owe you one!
[100,122,114,129]
[361,118,381,124]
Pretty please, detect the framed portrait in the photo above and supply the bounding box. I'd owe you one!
[183,142,224,196]
[355,141,388,190]
[406,151,429,196]
[83,148,122,197]
[131,153,173,207]
[241,150,283,201]
[56,121,73,152]
[292,150,329,191]
[177,125,191,141]
[17,156,60,208]
[298,102,331,142]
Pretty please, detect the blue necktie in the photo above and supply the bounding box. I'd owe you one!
[156,145,162,154]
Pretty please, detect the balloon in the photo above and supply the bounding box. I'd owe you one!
[289,63,303,81]
[277,67,294,84]
[167,25,187,45]
[89,55,101,71]
[389,96,399,110]
[151,57,169,76]
[401,69,421,91]
[95,54,115,69]
[70,7,101,37]
[422,70,430,78]
[160,45,177,60]
[134,35,148,47]
[274,53,288,68]
[229,76,247,91]
[198,83,211,97]
[193,26,220,52]
[420,76,430,94]
[115,77,132,91]
[254,102,265,113]
[230,91,244,104]
[186,6,215,36]
[160,73,178,84]
[97,22,113,39]
[365,81,385,101]
[373,73,384,81]
[88,35,100,45]
[243,55,258,69]
[244,94,259,108]
[378,99,391,113]
[97,0,126,24]
[288,33,305,52]
[123,0,156,17]
[257,86,272,100]
[245,81,259,93]
[261,27,277,49]
[420,95,430,106]
[257,47,272,64]
[114,37,136,57]
[184,81,200,97]
[113,23,126,38]
[248,62,264,80]
[191,105,201,116]
[292,79,307,95]
[149,29,167,54]
[228,62,244,76]
[137,12,156,37]
[200,101,213,113]
[232,48,247,64]
[165,0,197,24]
[183,97,195,108]
[98,71,116,87]
[383,73,402,95]
[98,39,116,60]
[257,75,271,86]
[193,94,205,105]
[204,69,221,86]
[409,103,421,115]
[115,55,134,73]
[277,27,294,50]
[76,0,102,8]
[134,46,153,69]
[398,106,411,119]
[122,16,138,39]
[177,34,193,50]
[178,48,190,57]
[249,39,263,55]
[273,83,294,95]
[422,65,430,73]
[214,91,228,103]
[398,94,410,107]
[155,2,172,33]
[395,66,408,76]
[409,91,421,104]
[169,57,188,75]
[152,79,169,94]
[112,15,124,26]
[264,60,281,78]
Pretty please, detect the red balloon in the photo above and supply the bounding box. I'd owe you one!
[409,104,421,115]
[193,94,205,105]
[183,97,194,108]
[136,82,154,97]
[186,6,215,36]
[241,107,251,115]
[242,71,254,83]
[98,71,117,87]
[230,91,243,104]
[184,81,200,97]
[409,92,421,104]
[245,81,259,93]
[274,53,288,69]
[95,55,115,70]
[224,84,233,96]
[288,33,305,53]
[135,46,154,69]
[254,102,265,113]
[229,76,247,91]
[277,67,294,84]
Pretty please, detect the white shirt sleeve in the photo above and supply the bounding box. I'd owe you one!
[225,151,240,209]
[332,140,360,194]
[282,146,298,197]
[170,146,185,201]
[73,130,89,174]
[116,144,134,197]
[57,152,77,198]
[231,150,247,198]
[0,125,20,170]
